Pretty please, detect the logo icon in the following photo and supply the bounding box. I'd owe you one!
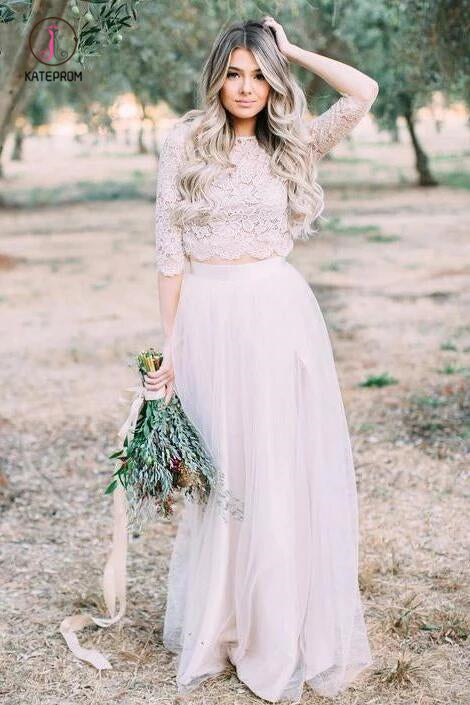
[29,16,77,66]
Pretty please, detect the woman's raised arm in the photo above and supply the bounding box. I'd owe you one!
[261,17,379,159]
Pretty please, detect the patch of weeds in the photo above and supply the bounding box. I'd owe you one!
[77,180,141,201]
[324,215,381,237]
[400,382,470,458]
[427,290,453,301]
[373,650,427,687]
[320,259,356,272]
[411,394,447,408]
[386,594,423,638]
[320,260,342,271]
[358,422,377,432]
[437,171,470,190]
[386,596,469,647]
[429,569,465,593]
[419,609,469,645]
[431,150,470,161]
[358,372,398,388]
[358,564,381,596]
[26,256,83,272]
[367,234,401,243]
[437,362,469,375]
[440,340,458,351]
[359,546,401,596]
[6,181,146,208]
[327,156,371,164]
[25,187,57,207]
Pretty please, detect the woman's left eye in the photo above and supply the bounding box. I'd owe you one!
[227,71,265,80]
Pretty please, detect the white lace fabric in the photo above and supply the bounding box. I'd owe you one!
[155,93,374,276]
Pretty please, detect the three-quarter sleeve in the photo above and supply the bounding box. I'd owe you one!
[155,124,187,276]
[309,91,377,161]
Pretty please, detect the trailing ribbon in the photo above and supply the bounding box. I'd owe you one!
[59,382,164,669]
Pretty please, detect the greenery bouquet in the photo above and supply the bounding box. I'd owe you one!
[105,347,217,526]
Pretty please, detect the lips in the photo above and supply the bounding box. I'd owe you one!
[236,101,255,105]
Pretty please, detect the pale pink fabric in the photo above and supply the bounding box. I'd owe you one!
[155,93,376,275]
[164,255,373,702]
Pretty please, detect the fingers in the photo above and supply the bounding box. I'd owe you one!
[164,381,175,406]
[145,369,172,382]
[143,368,174,391]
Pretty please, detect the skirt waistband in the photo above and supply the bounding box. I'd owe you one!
[189,255,287,281]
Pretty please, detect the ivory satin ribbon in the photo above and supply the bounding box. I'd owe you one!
[59,383,164,669]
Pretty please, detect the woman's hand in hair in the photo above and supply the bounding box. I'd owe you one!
[261,16,293,59]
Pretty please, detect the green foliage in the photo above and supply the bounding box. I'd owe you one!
[106,391,217,521]
[436,171,470,190]
[440,340,458,352]
[359,372,399,387]
[411,394,447,408]
[0,2,17,23]
[367,234,400,242]
[105,348,218,522]
[75,0,144,65]
[325,216,382,237]
[402,384,470,456]
[437,363,469,375]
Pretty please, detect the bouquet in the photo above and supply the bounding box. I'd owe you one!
[59,346,218,671]
[105,347,217,526]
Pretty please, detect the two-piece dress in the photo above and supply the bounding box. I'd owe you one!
[155,92,375,703]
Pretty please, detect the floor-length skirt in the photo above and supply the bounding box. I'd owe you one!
[165,254,373,703]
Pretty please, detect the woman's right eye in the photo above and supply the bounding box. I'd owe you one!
[226,71,265,80]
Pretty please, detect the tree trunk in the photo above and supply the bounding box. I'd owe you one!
[0,0,69,179]
[137,125,147,154]
[403,109,438,186]
[137,100,148,154]
[151,121,158,154]
[11,126,24,160]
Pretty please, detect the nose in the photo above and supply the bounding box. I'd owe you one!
[240,76,254,94]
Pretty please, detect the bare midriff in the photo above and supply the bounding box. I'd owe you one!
[190,253,281,266]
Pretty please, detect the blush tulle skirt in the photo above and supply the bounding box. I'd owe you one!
[166,254,372,703]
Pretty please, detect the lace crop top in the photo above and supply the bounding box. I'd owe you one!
[155,93,376,275]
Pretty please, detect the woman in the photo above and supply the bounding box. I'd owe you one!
[145,17,378,703]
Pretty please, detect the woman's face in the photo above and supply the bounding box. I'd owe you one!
[219,47,271,122]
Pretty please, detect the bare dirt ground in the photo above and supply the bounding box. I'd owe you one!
[0,110,469,704]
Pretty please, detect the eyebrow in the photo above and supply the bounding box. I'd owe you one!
[228,65,263,72]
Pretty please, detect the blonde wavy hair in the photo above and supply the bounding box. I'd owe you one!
[171,18,326,240]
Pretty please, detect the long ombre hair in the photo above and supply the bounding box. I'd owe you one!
[171,19,326,240]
